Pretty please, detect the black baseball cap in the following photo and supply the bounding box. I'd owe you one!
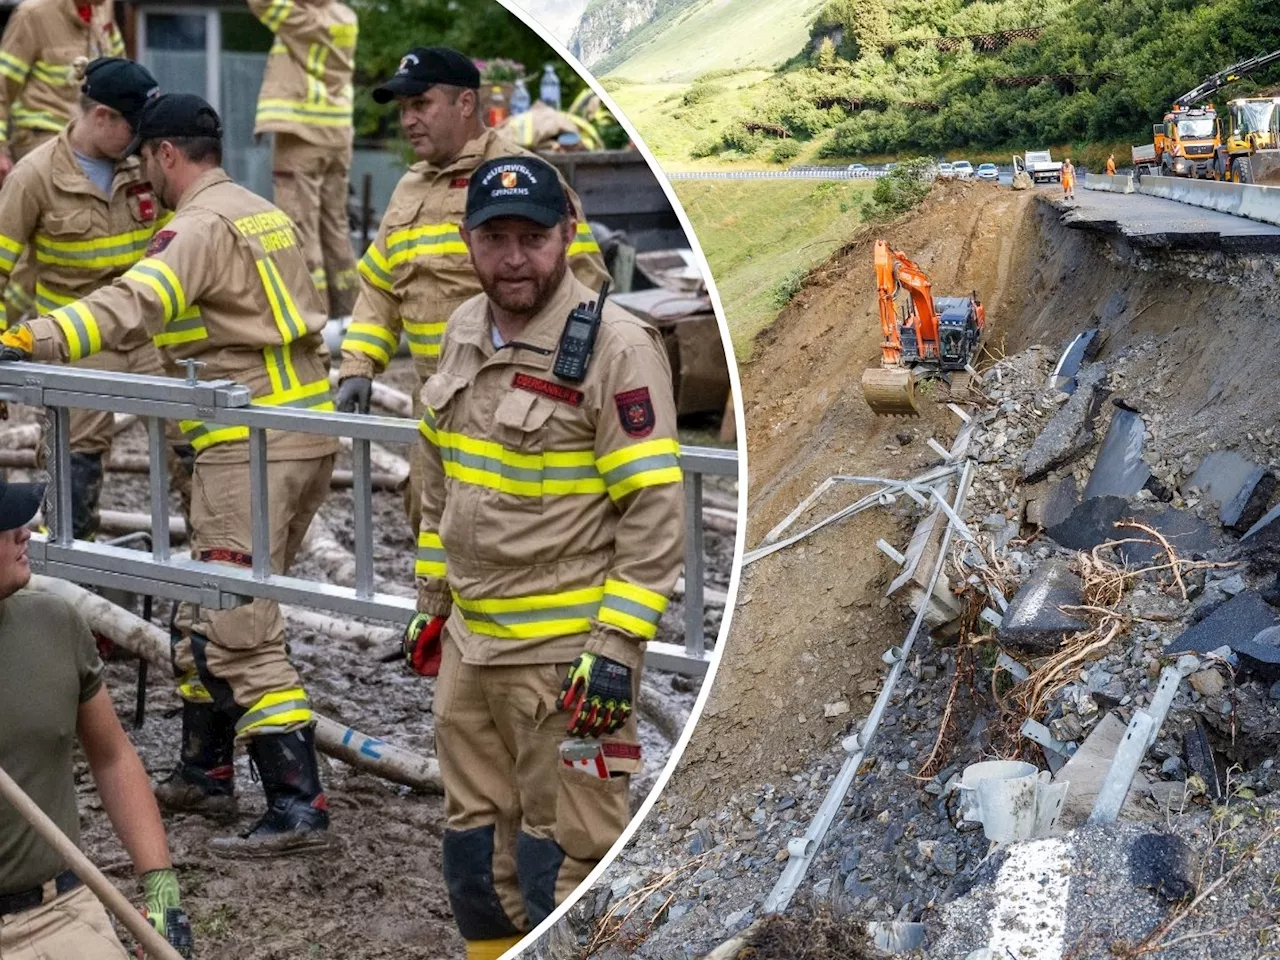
[465,156,567,230]
[82,58,160,127]
[0,474,43,532]
[125,93,222,156]
[372,47,480,104]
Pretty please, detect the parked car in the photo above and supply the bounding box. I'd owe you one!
[847,163,870,175]
[936,162,956,180]
[884,162,898,172]
[976,162,1000,182]
[952,160,974,179]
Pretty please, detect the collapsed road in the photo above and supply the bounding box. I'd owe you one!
[534,180,1280,960]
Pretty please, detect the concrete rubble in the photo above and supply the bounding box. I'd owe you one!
[539,333,1280,960]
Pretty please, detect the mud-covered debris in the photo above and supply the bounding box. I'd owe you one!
[1116,504,1222,568]
[1167,590,1280,677]
[1045,494,1129,550]
[739,908,874,960]
[1128,832,1195,901]
[1185,450,1277,532]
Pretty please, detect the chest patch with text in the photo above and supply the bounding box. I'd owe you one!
[450,177,470,189]
[615,387,655,437]
[512,373,583,407]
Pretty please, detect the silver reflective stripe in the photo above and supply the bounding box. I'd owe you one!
[462,602,601,628]
[234,697,311,734]
[600,452,681,487]
[600,593,663,627]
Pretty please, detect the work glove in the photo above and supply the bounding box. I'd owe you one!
[0,325,33,362]
[403,613,447,677]
[336,376,372,414]
[557,652,632,738]
[138,868,194,959]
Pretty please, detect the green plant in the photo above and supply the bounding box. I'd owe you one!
[772,139,801,163]
[861,156,935,222]
[772,268,807,307]
[683,81,725,106]
[476,57,523,83]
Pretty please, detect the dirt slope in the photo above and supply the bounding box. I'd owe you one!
[675,183,1037,801]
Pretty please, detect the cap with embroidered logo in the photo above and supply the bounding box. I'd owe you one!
[464,156,567,230]
[372,47,481,104]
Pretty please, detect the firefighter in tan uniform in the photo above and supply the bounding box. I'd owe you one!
[0,93,339,857]
[335,47,608,535]
[248,0,360,317]
[0,57,190,539]
[400,156,684,960]
[0,0,125,326]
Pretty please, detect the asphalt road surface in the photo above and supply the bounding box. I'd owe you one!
[1059,185,1280,251]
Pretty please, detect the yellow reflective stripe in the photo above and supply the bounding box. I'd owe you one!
[106,26,125,58]
[415,530,446,578]
[35,282,76,312]
[31,60,72,85]
[329,22,358,48]
[310,266,327,292]
[259,0,293,31]
[452,586,604,641]
[0,51,29,84]
[49,301,101,361]
[236,686,312,735]
[569,222,601,257]
[386,224,467,266]
[153,306,207,347]
[34,225,154,268]
[431,428,605,497]
[256,257,305,343]
[341,322,397,365]
[255,98,352,127]
[357,243,393,292]
[0,234,24,272]
[598,578,668,640]
[597,438,682,499]
[11,107,63,131]
[179,420,250,450]
[402,318,445,358]
[418,409,437,445]
[255,371,333,409]
[180,374,330,450]
[124,258,186,321]
[306,44,329,103]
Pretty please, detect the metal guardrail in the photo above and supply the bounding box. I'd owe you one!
[666,169,888,181]
[0,363,737,676]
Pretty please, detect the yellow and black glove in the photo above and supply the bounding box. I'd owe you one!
[137,868,194,958]
[403,613,446,677]
[0,325,33,362]
[557,651,632,737]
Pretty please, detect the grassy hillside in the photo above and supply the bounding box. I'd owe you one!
[596,0,825,82]
[672,179,878,359]
[612,0,1280,166]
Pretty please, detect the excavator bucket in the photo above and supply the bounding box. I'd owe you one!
[862,366,919,416]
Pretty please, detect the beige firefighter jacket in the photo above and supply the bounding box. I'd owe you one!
[416,270,685,671]
[499,102,603,152]
[249,0,357,149]
[0,123,166,330]
[0,0,124,146]
[339,127,609,383]
[26,168,338,464]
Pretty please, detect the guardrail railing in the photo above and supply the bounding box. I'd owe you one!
[0,363,736,676]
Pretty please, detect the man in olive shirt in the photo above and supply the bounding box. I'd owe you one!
[0,475,193,957]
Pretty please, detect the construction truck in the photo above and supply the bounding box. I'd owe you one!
[1134,47,1280,179]
[1017,149,1062,183]
[1214,95,1280,183]
[862,240,985,416]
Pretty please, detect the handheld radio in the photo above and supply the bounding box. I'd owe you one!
[552,280,610,383]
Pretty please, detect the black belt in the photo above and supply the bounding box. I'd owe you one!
[0,870,82,916]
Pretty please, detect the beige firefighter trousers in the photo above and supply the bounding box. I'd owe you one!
[433,637,641,937]
[172,454,333,724]
[0,885,129,959]
[272,134,359,319]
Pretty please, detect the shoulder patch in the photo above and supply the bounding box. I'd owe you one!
[146,230,176,256]
[450,177,470,189]
[513,372,583,407]
[615,387,655,438]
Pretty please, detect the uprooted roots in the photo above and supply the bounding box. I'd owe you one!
[739,908,874,960]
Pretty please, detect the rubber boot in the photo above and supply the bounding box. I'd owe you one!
[154,701,238,818]
[464,937,523,960]
[208,725,331,858]
[69,451,103,540]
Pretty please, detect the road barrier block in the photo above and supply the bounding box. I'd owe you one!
[1139,175,1280,226]
[1084,173,1134,194]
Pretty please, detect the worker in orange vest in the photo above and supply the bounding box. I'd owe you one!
[1105,153,1117,176]
[1062,158,1076,200]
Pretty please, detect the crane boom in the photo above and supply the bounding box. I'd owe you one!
[1175,47,1280,108]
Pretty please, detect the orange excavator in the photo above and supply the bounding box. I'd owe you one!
[862,239,986,416]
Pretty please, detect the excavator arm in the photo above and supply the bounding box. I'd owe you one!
[1175,46,1280,108]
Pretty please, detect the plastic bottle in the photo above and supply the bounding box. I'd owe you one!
[486,85,508,127]
[540,63,561,110]
[511,77,531,115]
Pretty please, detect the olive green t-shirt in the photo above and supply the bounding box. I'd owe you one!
[0,589,103,895]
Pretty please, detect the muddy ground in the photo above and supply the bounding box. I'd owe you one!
[4,356,735,959]
[540,180,1280,958]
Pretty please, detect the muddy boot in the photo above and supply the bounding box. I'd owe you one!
[155,701,238,818]
[208,726,331,858]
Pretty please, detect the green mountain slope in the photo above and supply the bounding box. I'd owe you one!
[594,0,824,82]
[666,0,1280,164]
